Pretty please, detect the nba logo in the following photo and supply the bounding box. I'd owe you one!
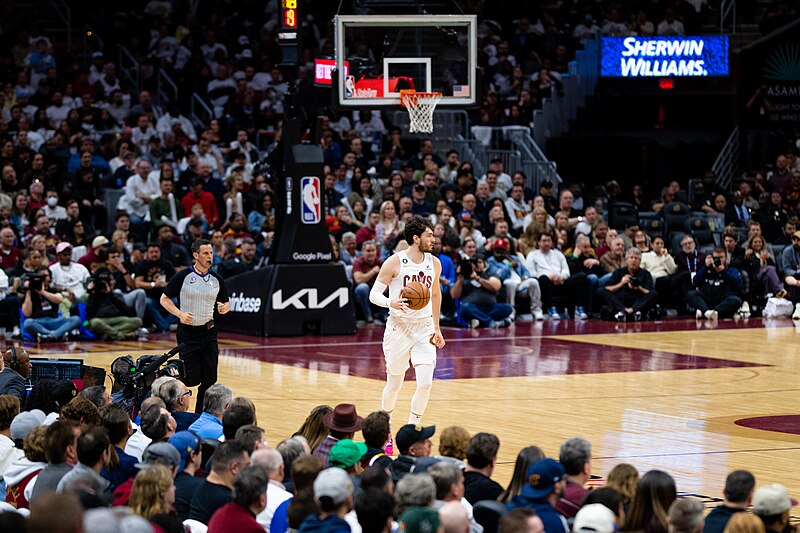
[301,176,321,224]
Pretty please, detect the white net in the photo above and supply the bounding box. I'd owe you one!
[400,91,443,133]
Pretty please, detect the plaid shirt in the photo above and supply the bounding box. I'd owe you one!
[311,436,340,468]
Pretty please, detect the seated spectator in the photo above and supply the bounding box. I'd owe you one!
[222,405,256,442]
[56,426,114,506]
[134,243,177,333]
[49,242,91,301]
[527,233,590,319]
[188,384,233,440]
[624,470,676,533]
[140,403,177,444]
[744,235,783,302]
[208,464,270,533]
[451,254,513,328]
[487,238,543,321]
[99,404,137,490]
[500,508,546,533]
[599,237,625,287]
[686,248,742,320]
[157,379,200,432]
[169,431,204,521]
[567,235,605,313]
[298,467,355,533]
[393,423,436,481]
[703,470,755,533]
[21,265,81,342]
[641,236,678,311]
[463,432,504,505]
[310,403,363,469]
[4,424,47,510]
[86,269,142,340]
[189,440,250,524]
[507,458,568,533]
[555,438,591,519]
[360,410,394,470]
[129,463,177,520]
[0,347,30,404]
[753,484,796,533]
[601,248,657,321]
[29,419,81,500]
[499,446,547,504]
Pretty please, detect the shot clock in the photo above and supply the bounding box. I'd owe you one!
[278,0,300,66]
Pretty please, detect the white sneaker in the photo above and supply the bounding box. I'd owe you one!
[739,301,751,318]
[533,309,545,321]
[696,309,703,319]
[516,314,534,322]
[793,303,800,320]
[704,310,718,320]
[469,319,480,329]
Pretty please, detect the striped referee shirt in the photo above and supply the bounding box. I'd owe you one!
[163,266,229,326]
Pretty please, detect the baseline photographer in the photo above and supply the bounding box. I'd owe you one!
[21,266,81,342]
[160,239,230,413]
[85,269,143,340]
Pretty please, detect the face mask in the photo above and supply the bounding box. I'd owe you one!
[47,197,58,207]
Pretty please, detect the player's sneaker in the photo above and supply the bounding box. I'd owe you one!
[384,434,394,456]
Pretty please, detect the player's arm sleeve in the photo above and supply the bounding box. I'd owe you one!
[369,280,390,308]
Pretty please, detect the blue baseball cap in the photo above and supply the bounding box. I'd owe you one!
[169,431,201,473]
[520,458,566,500]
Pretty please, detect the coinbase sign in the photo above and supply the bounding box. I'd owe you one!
[601,36,729,78]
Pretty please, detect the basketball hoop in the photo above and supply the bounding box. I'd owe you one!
[400,90,442,134]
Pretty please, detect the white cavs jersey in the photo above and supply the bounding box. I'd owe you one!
[388,250,435,320]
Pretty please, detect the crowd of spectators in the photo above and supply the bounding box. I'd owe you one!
[0,0,798,335]
[0,368,793,533]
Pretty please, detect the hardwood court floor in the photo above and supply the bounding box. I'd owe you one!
[15,317,800,504]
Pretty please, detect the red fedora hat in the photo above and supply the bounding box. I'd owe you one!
[323,403,364,433]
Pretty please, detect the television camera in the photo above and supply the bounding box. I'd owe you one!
[111,344,185,418]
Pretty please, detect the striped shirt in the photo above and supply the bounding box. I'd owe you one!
[163,266,229,326]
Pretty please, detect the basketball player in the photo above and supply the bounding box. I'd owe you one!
[370,215,446,429]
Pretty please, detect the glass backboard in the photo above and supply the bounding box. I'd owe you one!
[334,15,477,107]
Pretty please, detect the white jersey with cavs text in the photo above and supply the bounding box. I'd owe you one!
[388,250,435,320]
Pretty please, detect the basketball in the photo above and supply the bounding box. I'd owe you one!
[402,281,430,311]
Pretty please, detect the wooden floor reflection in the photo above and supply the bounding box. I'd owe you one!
[16,317,800,505]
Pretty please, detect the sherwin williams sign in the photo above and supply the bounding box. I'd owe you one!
[601,36,729,77]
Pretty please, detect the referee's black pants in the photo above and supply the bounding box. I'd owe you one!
[177,322,219,414]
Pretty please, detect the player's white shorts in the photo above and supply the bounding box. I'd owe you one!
[383,316,436,375]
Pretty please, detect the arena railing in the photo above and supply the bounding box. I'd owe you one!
[157,70,178,110]
[190,93,214,130]
[720,0,737,34]
[46,0,73,49]
[118,45,140,96]
[711,126,739,191]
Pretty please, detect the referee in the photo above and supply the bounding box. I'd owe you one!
[160,239,230,412]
